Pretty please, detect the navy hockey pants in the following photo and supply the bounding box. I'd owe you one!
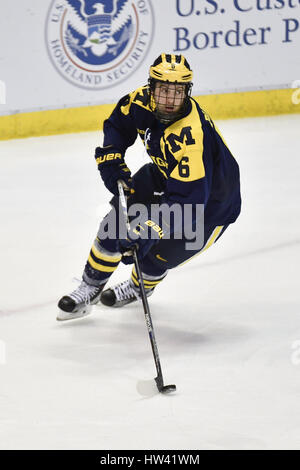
[83,163,228,286]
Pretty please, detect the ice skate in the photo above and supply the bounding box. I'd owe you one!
[57,280,104,321]
[100,279,154,308]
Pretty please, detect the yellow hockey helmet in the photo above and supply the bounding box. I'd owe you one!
[148,53,193,123]
[149,53,193,83]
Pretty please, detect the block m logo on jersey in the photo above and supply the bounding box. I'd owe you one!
[167,126,195,153]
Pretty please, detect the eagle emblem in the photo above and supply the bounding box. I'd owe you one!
[65,0,133,63]
[46,0,154,89]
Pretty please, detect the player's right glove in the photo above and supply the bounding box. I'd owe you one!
[95,146,135,196]
[118,219,165,264]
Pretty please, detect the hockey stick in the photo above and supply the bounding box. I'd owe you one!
[117,180,176,394]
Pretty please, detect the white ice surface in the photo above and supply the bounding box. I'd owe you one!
[0,114,300,450]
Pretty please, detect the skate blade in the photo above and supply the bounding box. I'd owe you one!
[56,305,92,321]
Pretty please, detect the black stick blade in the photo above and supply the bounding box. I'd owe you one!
[161,384,176,393]
[155,376,176,393]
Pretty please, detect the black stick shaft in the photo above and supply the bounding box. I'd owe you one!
[133,250,163,380]
[117,181,165,388]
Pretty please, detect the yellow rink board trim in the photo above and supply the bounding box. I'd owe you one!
[0,88,299,141]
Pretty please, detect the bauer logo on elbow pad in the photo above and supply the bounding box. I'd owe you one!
[145,220,164,239]
[96,153,122,164]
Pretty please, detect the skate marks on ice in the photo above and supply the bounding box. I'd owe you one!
[0,300,55,316]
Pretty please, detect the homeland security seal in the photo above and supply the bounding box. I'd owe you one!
[46,0,154,90]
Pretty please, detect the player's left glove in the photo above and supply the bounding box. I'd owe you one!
[118,219,165,264]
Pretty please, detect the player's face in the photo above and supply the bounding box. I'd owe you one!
[154,82,185,116]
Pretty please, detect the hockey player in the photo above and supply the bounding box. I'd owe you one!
[57,53,241,321]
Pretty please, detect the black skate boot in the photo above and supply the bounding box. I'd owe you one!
[100,279,154,308]
[57,280,104,321]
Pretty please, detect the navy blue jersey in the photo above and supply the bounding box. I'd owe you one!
[97,85,241,230]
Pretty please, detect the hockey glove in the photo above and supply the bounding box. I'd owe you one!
[95,146,134,196]
[118,219,165,264]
